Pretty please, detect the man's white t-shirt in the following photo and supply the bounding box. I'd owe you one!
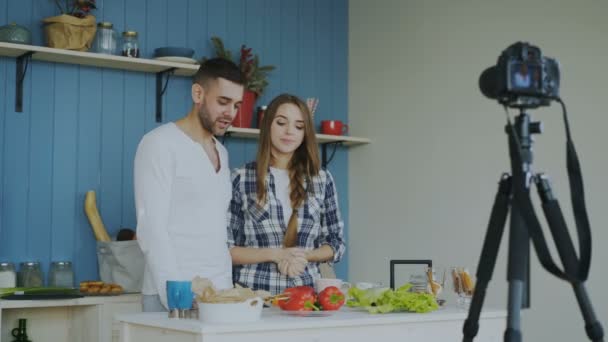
[134,123,233,308]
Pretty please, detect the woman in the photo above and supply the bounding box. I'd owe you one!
[227,93,346,294]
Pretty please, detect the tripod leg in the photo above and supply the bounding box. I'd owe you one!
[573,283,605,342]
[503,200,529,342]
[462,174,512,342]
[536,176,604,342]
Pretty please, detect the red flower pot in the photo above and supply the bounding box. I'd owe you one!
[232,90,257,128]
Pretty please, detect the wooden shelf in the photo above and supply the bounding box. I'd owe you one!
[0,42,371,166]
[227,127,370,146]
[0,42,199,76]
[0,42,199,119]
[226,127,370,167]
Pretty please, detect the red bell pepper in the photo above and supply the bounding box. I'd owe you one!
[285,286,315,297]
[279,286,318,311]
[317,286,345,311]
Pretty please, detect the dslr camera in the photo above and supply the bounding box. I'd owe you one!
[479,42,560,109]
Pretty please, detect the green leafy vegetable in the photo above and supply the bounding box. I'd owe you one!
[347,283,439,314]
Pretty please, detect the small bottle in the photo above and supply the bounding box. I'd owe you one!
[256,105,267,128]
[121,31,140,58]
[49,261,74,288]
[94,22,117,55]
[0,262,17,288]
[18,261,43,287]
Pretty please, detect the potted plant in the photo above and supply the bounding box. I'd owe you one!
[42,0,97,51]
[208,36,276,128]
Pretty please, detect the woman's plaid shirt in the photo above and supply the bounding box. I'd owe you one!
[227,162,346,295]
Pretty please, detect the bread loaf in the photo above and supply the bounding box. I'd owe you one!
[84,191,111,242]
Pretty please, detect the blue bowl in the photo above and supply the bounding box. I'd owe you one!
[154,47,195,58]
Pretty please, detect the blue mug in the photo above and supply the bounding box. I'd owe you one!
[166,280,193,310]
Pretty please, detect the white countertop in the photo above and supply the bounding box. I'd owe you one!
[116,306,506,334]
[0,293,141,309]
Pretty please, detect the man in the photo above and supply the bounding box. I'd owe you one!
[134,58,244,311]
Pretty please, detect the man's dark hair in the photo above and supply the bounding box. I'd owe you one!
[193,57,244,87]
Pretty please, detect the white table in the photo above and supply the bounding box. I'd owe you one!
[1,293,142,342]
[117,306,506,342]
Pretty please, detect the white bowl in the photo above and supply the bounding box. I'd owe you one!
[198,297,263,323]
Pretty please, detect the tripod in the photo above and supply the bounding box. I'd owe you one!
[461,110,604,342]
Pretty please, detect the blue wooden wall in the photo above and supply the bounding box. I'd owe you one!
[0,0,350,284]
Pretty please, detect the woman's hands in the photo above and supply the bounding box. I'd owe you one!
[273,248,308,277]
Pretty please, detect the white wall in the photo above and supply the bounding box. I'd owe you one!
[349,1,608,341]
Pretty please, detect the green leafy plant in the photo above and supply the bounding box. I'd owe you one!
[207,36,276,97]
[346,284,439,314]
[53,0,97,18]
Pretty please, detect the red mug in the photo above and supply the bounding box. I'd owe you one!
[321,120,348,136]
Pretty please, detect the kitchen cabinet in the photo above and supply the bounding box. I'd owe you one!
[116,306,506,342]
[0,293,141,342]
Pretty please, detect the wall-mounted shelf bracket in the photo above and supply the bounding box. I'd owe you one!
[15,51,34,112]
[321,141,343,168]
[156,67,176,122]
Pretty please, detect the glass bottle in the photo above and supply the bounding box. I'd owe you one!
[18,261,43,287]
[49,261,74,288]
[121,31,140,58]
[93,22,117,55]
[256,105,267,128]
[0,262,17,288]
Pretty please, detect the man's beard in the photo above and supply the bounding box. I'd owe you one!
[197,101,222,136]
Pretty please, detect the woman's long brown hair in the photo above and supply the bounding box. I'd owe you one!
[255,94,320,247]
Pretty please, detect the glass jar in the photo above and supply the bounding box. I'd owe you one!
[49,261,74,288]
[0,262,17,288]
[121,30,140,58]
[18,261,43,287]
[93,22,117,55]
[408,273,428,293]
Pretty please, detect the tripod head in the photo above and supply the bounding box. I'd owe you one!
[505,110,542,174]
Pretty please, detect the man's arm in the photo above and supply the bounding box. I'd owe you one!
[134,135,179,309]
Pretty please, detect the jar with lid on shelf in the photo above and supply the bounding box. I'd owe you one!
[18,261,43,287]
[0,262,17,288]
[93,22,117,55]
[121,30,140,58]
[49,261,74,288]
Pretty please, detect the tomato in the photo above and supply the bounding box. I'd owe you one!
[317,286,345,311]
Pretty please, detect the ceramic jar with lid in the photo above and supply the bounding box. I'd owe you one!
[0,23,32,45]
[121,31,140,58]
